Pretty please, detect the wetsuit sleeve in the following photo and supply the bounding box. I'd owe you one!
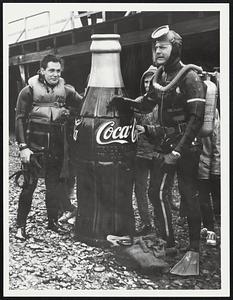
[133,94,158,113]
[117,83,159,114]
[133,84,160,113]
[174,71,206,153]
[65,85,84,113]
[15,86,33,144]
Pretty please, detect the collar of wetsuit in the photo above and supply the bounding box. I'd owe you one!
[163,59,183,74]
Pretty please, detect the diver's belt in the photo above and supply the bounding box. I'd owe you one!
[163,122,186,137]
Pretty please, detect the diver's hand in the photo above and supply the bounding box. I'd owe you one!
[162,151,180,173]
[163,152,180,165]
[20,148,33,164]
[136,125,145,135]
[108,95,131,111]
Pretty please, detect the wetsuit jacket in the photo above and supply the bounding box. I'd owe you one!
[131,61,206,154]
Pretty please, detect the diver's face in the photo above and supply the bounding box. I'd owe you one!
[154,41,172,66]
[41,61,61,85]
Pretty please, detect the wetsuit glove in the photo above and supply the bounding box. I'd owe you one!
[108,95,129,110]
[163,152,179,165]
[162,152,180,173]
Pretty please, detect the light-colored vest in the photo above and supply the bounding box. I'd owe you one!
[28,75,67,123]
[28,75,66,104]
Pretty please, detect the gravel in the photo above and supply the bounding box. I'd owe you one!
[7,137,221,292]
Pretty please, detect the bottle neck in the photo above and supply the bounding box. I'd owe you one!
[88,52,124,88]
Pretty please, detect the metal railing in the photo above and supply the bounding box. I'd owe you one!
[8,11,139,44]
[8,11,51,43]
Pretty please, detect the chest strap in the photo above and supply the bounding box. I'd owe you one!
[32,102,65,108]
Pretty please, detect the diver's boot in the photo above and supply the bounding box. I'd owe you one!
[15,226,27,241]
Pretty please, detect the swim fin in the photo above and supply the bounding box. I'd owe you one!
[106,235,132,247]
[170,251,199,276]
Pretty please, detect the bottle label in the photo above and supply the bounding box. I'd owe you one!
[96,118,137,145]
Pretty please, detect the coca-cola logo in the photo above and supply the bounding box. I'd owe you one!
[96,119,137,145]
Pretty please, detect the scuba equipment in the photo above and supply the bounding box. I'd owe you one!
[151,64,218,138]
[150,25,218,138]
[151,64,203,92]
[198,72,218,137]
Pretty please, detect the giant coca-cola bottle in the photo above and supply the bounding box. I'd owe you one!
[72,34,137,244]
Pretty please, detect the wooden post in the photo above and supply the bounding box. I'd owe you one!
[70,11,75,29]
[25,64,30,82]
[102,11,106,22]
[54,37,57,49]
[113,23,118,34]
[139,16,143,31]
[18,64,26,87]
[71,32,75,44]
[36,41,40,52]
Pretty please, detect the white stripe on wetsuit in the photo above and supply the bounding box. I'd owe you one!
[186,98,206,103]
[159,173,169,237]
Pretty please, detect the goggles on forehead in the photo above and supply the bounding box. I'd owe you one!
[151,25,182,47]
[151,25,170,40]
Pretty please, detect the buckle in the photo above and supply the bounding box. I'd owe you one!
[177,123,186,133]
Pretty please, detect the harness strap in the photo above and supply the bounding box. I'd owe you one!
[32,102,65,108]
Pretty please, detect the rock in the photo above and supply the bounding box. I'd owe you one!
[123,271,131,276]
[173,280,183,286]
[127,279,134,285]
[26,267,35,273]
[147,286,154,290]
[74,266,83,271]
[86,247,94,251]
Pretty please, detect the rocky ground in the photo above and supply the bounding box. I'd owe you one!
[7,137,221,292]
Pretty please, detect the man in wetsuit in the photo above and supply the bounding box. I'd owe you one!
[15,54,83,240]
[111,25,206,269]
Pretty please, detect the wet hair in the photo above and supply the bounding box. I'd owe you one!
[40,54,62,70]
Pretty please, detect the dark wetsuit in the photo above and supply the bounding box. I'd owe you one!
[125,61,206,250]
[15,76,82,228]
